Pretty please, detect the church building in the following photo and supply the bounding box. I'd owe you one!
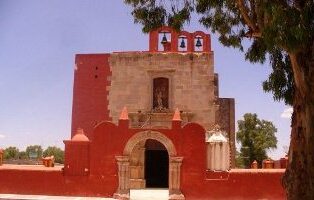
[0,27,285,200]
[65,26,234,199]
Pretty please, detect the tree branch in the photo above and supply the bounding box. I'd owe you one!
[254,0,265,31]
[244,30,262,38]
[236,0,261,38]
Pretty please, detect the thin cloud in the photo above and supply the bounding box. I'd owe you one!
[281,107,293,119]
[0,134,6,139]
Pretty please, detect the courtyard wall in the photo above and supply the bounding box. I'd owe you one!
[0,120,285,199]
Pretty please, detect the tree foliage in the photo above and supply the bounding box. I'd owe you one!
[18,151,28,160]
[235,150,245,168]
[26,145,43,159]
[124,0,314,105]
[236,113,277,168]
[43,146,64,164]
[4,146,19,159]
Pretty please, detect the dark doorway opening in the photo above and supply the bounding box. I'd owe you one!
[145,140,169,188]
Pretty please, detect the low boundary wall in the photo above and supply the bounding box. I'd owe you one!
[0,165,286,199]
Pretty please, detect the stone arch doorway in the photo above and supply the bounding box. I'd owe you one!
[114,130,184,200]
[145,139,169,188]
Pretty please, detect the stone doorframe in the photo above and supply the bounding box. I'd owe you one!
[114,130,185,200]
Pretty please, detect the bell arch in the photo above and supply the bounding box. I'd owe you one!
[114,130,185,200]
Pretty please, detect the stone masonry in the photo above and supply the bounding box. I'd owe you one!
[107,52,216,130]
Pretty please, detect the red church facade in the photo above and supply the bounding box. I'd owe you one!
[0,27,286,200]
[0,116,285,199]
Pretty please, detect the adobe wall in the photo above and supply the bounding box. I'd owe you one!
[0,167,285,200]
[71,54,112,139]
[0,120,286,200]
[0,120,285,200]
[66,120,285,200]
[0,167,116,197]
[108,52,216,130]
[184,169,285,200]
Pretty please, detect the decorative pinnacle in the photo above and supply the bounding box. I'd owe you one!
[72,128,89,141]
[172,108,182,121]
[119,106,129,120]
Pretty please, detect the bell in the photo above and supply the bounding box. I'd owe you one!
[195,37,202,48]
[179,38,186,48]
[161,33,168,44]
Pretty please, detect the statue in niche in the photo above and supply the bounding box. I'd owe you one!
[155,86,165,109]
[153,77,169,112]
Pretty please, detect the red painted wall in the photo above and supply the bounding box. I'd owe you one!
[0,168,120,198]
[0,167,285,199]
[64,141,90,176]
[0,121,285,200]
[0,120,286,199]
[71,54,112,139]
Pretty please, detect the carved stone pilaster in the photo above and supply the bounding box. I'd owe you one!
[114,156,130,200]
[169,156,185,200]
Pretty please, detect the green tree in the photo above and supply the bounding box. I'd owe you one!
[4,146,19,159]
[18,151,28,160]
[25,145,43,159]
[43,146,64,164]
[235,150,245,168]
[124,1,314,198]
[237,113,277,168]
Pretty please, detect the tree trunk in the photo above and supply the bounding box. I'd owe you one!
[283,42,314,200]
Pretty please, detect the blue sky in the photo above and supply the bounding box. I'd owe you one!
[0,1,291,159]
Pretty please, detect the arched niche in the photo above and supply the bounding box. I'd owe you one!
[149,26,179,52]
[192,31,211,52]
[178,31,193,52]
[152,77,169,112]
